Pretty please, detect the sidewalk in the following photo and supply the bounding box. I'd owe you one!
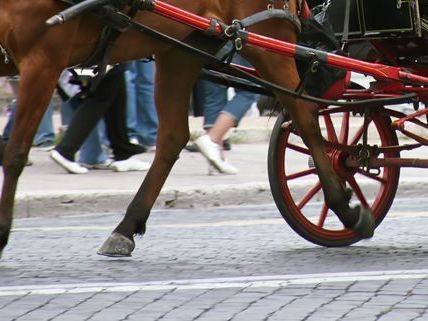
[3,115,428,218]
[8,116,276,218]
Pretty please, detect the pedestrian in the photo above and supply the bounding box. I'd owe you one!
[50,65,151,174]
[125,59,158,151]
[193,51,259,175]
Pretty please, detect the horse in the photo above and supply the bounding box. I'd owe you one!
[0,0,374,258]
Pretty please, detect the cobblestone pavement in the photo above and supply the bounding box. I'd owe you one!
[1,199,428,320]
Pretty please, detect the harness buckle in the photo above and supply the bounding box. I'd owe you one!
[234,38,243,52]
[224,25,235,38]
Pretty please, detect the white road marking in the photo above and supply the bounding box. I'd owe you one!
[0,270,427,297]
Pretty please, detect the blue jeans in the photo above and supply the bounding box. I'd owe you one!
[60,96,109,164]
[125,60,158,146]
[3,100,55,146]
[199,55,258,128]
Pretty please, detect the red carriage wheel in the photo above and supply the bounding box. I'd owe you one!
[268,107,400,247]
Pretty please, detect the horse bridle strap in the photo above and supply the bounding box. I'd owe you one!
[220,8,302,54]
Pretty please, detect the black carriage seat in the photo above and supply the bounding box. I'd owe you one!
[324,0,423,39]
[315,0,428,65]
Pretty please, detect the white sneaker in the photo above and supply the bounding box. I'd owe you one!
[194,135,238,175]
[50,150,88,174]
[129,137,139,145]
[143,145,156,153]
[110,157,151,172]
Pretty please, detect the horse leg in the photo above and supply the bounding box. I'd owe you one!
[98,48,208,257]
[284,97,373,236]
[0,63,60,257]
[247,54,374,238]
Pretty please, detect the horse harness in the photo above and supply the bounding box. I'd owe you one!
[55,0,305,69]
[48,0,415,108]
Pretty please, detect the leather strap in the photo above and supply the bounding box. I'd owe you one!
[239,9,301,33]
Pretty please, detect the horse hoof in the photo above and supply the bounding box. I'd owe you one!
[352,206,375,239]
[97,232,135,257]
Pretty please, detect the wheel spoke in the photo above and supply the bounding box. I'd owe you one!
[323,114,338,142]
[285,142,311,155]
[317,203,329,227]
[347,175,370,208]
[356,168,387,184]
[286,168,318,181]
[339,112,350,144]
[297,181,322,210]
[350,118,373,145]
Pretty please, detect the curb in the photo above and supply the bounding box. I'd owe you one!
[13,179,428,219]
[14,183,274,218]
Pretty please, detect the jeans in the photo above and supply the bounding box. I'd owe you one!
[125,60,158,146]
[199,55,258,129]
[60,96,109,165]
[3,100,55,146]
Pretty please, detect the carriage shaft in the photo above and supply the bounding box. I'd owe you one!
[148,0,428,86]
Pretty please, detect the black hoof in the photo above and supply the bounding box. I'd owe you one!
[97,232,135,257]
[352,206,375,239]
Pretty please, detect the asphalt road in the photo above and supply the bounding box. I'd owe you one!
[1,199,428,321]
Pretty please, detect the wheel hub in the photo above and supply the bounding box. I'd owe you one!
[329,149,357,179]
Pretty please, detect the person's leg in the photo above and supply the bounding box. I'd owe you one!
[205,113,236,145]
[205,53,258,144]
[33,102,55,146]
[134,60,158,147]
[209,88,258,144]
[61,97,109,168]
[2,100,16,143]
[50,72,118,174]
[194,79,238,174]
[54,96,107,162]
[200,79,227,130]
[102,67,150,172]
[3,100,55,147]
[125,61,139,141]
[60,95,80,129]
[78,121,109,166]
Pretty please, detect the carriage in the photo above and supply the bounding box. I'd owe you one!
[269,0,428,246]
[1,0,428,257]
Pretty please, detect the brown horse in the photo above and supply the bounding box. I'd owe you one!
[0,0,374,258]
